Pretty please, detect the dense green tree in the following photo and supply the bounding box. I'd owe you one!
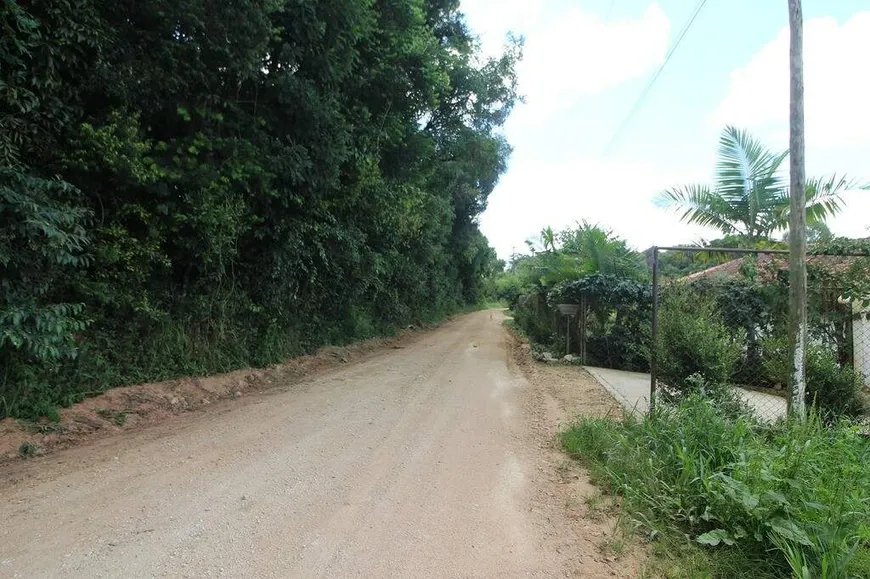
[0,0,516,419]
[496,222,645,306]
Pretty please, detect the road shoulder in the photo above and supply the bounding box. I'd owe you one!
[504,323,648,577]
[0,317,456,464]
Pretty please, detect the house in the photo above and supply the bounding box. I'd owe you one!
[680,251,870,386]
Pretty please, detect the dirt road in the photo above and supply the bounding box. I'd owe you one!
[0,311,626,578]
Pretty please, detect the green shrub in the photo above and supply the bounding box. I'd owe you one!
[806,349,866,420]
[495,273,525,310]
[561,398,870,579]
[549,274,652,371]
[673,373,753,420]
[656,285,743,393]
[18,441,38,458]
[512,292,556,346]
[762,338,865,420]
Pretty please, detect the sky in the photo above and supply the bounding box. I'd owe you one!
[462,0,870,257]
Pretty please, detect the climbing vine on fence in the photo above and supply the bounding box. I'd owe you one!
[548,274,652,371]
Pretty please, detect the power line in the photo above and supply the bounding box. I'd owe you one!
[602,0,709,156]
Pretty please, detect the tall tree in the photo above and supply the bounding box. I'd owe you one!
[501,222,645,294]
[0,0,518,420]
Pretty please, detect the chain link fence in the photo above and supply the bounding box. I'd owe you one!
[651,247,870,422]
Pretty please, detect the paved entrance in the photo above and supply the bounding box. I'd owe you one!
[583,366,787,420]
[583,367,649,414]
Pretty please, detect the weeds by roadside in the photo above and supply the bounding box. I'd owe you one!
[17,420,68,435]
[96,408,129,426]
[560,396,870,578]
[18,441,38,458]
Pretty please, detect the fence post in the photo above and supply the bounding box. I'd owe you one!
[650,246,659,413]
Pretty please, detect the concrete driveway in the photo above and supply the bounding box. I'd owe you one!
[583,366,787,420]
[583,367,650,415]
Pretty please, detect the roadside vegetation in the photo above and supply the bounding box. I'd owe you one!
[561,400,870,578]
[503,128,869,577]
[1,1,515,420]
[496,221,652,367]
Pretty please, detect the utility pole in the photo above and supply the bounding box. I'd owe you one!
[787,0,807,419]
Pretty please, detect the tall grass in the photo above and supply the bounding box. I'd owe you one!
[561,397,870,578]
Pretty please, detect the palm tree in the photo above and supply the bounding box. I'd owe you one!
[657,126,857,244]
[558,221,646,278]
[529,222,645,287]
[525,226,556,254]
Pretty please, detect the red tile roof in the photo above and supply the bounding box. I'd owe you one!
[681,253,867,283]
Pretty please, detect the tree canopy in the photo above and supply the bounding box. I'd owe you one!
[497,222,646,307]
[0,0,518,419]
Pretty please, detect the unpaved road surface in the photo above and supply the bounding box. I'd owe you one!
[0,311,627,578]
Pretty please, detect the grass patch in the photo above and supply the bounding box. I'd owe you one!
[560,396,870,578]
[639,536,783,579]
[17,420,68,435]
[18,441,38,458]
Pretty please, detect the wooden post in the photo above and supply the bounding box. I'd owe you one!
[566,314,572,355]
[787,0,807,419]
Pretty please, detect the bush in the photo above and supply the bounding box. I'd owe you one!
[512,292,556,346]
[763,338,865,420]
[495,273,525,310]
[561,397,870,578]
[549,274,652,372]
[806,349,866,419]
[656,285,743,392]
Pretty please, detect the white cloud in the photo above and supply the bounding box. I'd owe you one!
[460,0,544,58]
[830,190,870,239]
[710,12,870,149]
[517,4,670,116]
[711,11,870,241]
[479,157,711,257]
[462,1,683,256]
[461,1,671,122]
[473,5,870,257]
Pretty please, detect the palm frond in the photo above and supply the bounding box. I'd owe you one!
[804,174,857,223]
[715,126,787,239]
[715,126,787,203]
[656,184,741,236]
[658,126,858,242]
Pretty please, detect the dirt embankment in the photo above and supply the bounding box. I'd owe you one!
[0,327,426,462]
